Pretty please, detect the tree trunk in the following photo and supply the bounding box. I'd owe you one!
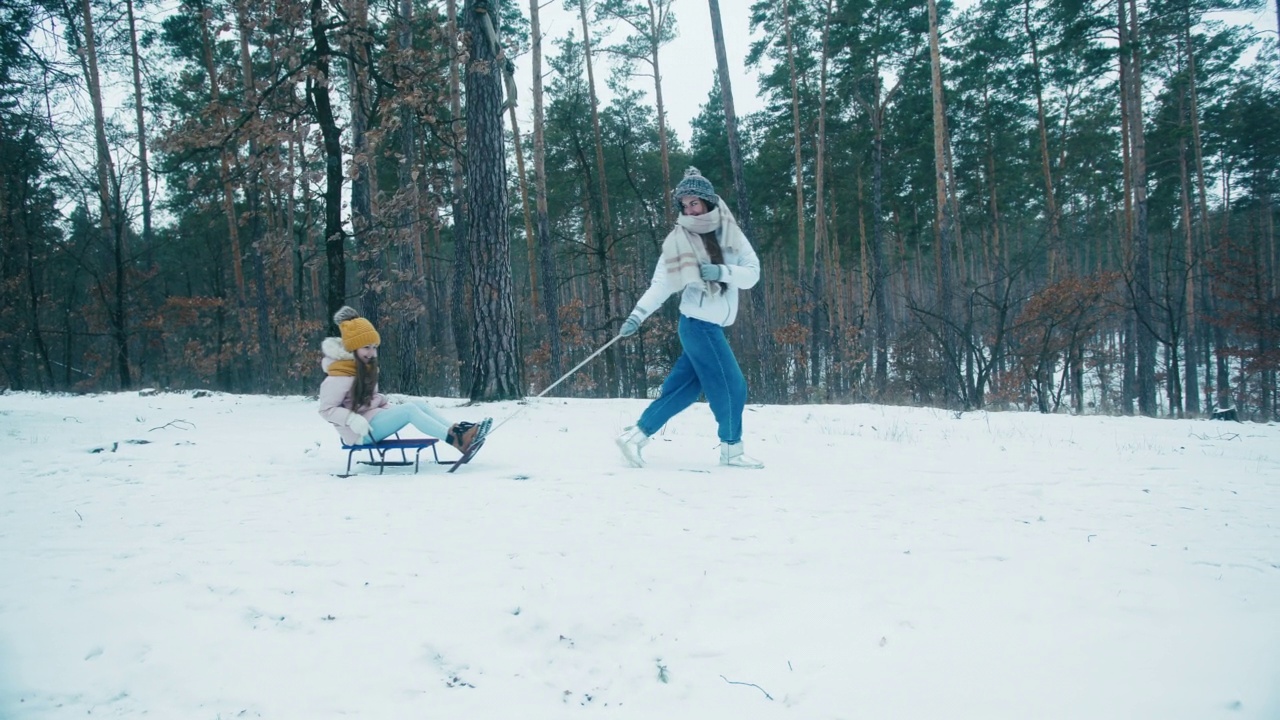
[464,0,522,400]
[78,0,132,389]
[1023,0,1060,280]
[1124,0,1157,416]
[870,73,891,397]
[236,0,273,387]
[395,0,422,393]
[809,0,834,395]
[1176,22,1198,416]
[707,0,753,238]
[509,104,538,308]
[198,2,246,314]
[983,85,1003,275]
[928,0,957,402]
[1186,7,1214,413]
[577,0,620,392]
[347,0,379,324]
[782,0,806,273]
[448,0,473,391]
[529,0,563,380]
[125,0,152,251]
[310,0,346,317]
[648,0,674,226]
[1117,0,1135,414]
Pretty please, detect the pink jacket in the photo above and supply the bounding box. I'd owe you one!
[317,337,389,444]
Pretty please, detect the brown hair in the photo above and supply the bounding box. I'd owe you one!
[351,356,379,411]
[695,199,727,293]
[696,235,727,292]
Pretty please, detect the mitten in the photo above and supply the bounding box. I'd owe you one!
[700,264,724,281]
[346,412,372,441]
[620,310,644,337]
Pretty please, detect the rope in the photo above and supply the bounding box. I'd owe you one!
[487,334,623,435]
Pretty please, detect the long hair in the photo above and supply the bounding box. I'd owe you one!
[351,356,379,411]
[698,200,726,293]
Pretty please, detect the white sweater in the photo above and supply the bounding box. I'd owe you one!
[630,231,761,327]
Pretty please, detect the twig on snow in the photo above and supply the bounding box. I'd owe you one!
[720,675,773,701]
[149,419,195,432]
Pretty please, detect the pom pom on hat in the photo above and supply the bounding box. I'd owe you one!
[333,306,381,351]
[333,306,361,325]
[673,166,718,207]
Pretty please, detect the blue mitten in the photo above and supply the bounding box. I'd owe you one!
[700,264,724,281]
[620,311,643,337]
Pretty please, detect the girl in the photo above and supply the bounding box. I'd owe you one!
[615,167,764,469]
[318,306,490,456]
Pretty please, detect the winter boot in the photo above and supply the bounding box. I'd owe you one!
[720,442,764,469]
[447,421,482,454]
[616,426,650,468]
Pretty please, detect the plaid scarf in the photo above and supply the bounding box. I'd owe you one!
[659,206,743,295]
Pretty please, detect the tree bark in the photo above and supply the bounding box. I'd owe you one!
[235,0,273,386]
[707,0,753,238]
[1117,0,1135,414]
[928,0,957,401]
[529,0,563,380]
[347,0,379,324]
[125,0,152,250]
[464,0,522,400]
[78,0,132,389]
[1023,0,1060,279]
[1186,6,1214,412]
[1124,0,1157,416]
[448,0,473,392]
[809,0,834,394]
[647,0,674,226]
[508,104,538,308]
[395,0,422,393]
[577,0,620,391]
[310,0,346,317]
[782,0,806,273]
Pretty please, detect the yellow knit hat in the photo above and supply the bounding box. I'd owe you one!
[334,306,381,351]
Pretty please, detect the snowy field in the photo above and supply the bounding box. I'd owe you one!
[1,390,1278,719]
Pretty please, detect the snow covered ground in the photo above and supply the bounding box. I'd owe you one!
[1,390,1278,719]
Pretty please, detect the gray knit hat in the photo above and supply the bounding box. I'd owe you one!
[673,166,718,208]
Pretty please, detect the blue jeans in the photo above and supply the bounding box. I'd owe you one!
[369,400,453,442]
[636,315,748,444]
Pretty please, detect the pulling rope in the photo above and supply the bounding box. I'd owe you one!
[486,334,623,435]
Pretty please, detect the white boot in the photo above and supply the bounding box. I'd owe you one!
[720,442,764,469]
[616,426,650,468]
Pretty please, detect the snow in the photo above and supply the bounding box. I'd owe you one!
[1,390,1278,719]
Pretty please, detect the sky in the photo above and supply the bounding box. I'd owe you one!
[2,388,1278,718]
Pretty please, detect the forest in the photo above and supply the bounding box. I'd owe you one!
[0,0,1277,419]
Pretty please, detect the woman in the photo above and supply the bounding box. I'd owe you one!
[318,306,490,456]
[615,167,764,469]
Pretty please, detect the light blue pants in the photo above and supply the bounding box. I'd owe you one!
[369,401,453,443]
[636,315,748,444]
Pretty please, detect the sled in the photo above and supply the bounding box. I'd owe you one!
[340,434,441,476]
